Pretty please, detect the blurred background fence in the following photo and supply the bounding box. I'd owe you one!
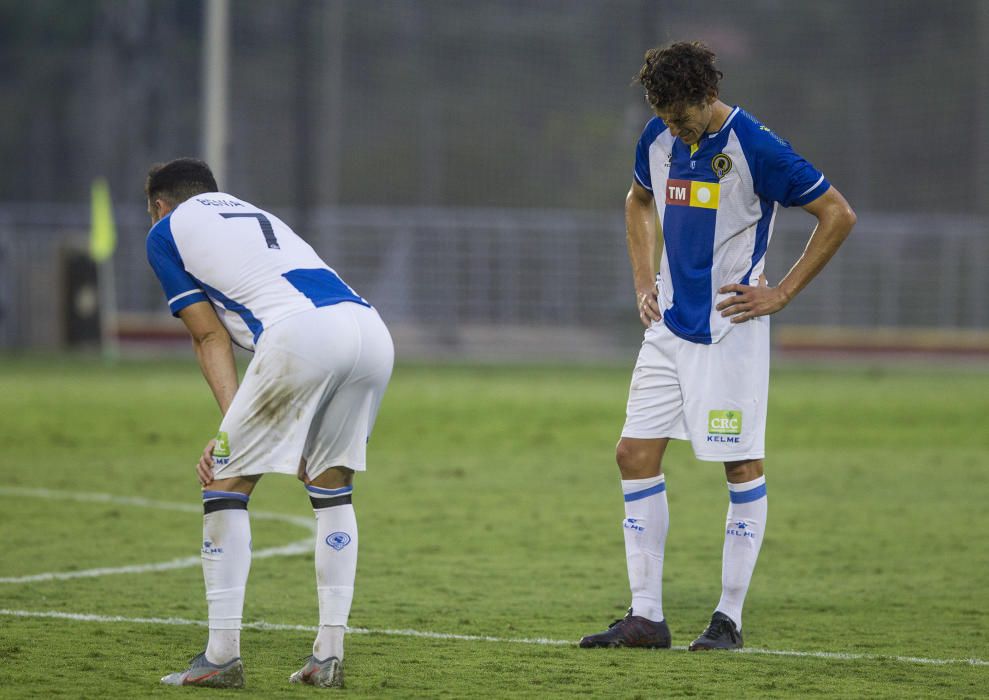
[2,0,988,359]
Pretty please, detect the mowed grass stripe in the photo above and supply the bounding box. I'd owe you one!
[2,609,986,668]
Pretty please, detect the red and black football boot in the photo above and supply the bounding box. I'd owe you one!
[579,608,672,649]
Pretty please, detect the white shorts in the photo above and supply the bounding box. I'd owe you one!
[213,303,394,479]
[621,316,769,462]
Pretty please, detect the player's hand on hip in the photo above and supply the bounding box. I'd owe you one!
[717,276,790,323]
[637,287,661,327]
[197,439,216,487]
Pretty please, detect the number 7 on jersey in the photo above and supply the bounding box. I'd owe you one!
[220,212,280,250]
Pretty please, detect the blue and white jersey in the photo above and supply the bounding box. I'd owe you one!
[633,107,830,344]
[147,193,369,350]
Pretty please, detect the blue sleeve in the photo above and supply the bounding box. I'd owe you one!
[747,126,830,207]
[633,118,666,191]
[145,215,208,317]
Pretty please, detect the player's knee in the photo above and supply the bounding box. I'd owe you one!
[615,440,659,479]
[308,466,354,490]
[724,459,763,482]
[208,474,260,495]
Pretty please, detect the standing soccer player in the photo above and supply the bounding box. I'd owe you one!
[145,159,394,687]
[579,42,856,650]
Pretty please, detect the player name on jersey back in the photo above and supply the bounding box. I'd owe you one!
[193,197,246,208]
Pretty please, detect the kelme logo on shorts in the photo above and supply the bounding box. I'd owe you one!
[214,431,231,458]
[708,410,742,435]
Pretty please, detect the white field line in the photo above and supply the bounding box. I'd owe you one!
[0,486,313,584]
[0,609,986,668]
[2,488,988,669]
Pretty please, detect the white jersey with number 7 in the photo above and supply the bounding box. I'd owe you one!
[146,193,369,351]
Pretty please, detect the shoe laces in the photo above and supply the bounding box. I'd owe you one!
[703,616,736,640]
[607,607,635,629]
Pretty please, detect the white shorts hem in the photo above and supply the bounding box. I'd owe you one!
[620,430,690,441]
[692,451,765,463]
[214,463,298,479]
[306,460,367,478]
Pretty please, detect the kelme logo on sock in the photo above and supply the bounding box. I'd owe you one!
[708,410,742,435]
[623,517,646,533]
[213,431,231,458]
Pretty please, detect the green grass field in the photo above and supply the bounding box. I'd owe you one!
[1,356,987,698]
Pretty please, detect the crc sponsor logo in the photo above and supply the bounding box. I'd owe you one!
[708,410,742,435]
[213,432,231,458]
[213,431,231,466]
[623,517,646,533]
[202,540,224,555]
[326,532,352,551]
[665,179,720,209]
[726,521,756,539]
[707,409,742,444]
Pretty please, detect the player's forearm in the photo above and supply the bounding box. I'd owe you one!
[625,191,658,294]
[778,203,856,303]
[192,333,239,416]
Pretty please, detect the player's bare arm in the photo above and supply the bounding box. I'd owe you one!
[626,180,662,327]
[717,186,856,323]
[178,300,239,485]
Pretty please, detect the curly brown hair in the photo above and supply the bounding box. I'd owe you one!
[635,41,723,111]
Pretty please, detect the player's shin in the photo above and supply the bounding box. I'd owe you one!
[307,484,358,660]
[201,490,253,665]
[716,476,767,630]
[621,474,669,622]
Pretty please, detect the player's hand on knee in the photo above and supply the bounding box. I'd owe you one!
[197,439,216,487]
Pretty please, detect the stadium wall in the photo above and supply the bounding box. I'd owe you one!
[0,205,987,360]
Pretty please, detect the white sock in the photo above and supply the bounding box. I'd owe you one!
[308,484,358,661]
[716,475,768,630]
[201,491,253,664]
[621,474,669,623]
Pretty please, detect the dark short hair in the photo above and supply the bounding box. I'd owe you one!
[145,158,218,205]
[635,41,723,111]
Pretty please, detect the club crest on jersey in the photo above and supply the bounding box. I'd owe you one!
[665,179,720,210]
[711,153,733,179]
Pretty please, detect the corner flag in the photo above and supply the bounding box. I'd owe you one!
[90,178,117,263]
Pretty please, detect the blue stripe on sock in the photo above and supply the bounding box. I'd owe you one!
[623,481,666,502]
[201,490,250,503]
[306,484,353,497]
[728,483,767,504]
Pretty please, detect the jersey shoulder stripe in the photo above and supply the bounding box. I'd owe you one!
[633,117,669,191]
[146,214,208,316]
[730,109,831,207]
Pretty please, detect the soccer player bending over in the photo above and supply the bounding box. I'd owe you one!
[146,159,394,687]
[580,42,855,650]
